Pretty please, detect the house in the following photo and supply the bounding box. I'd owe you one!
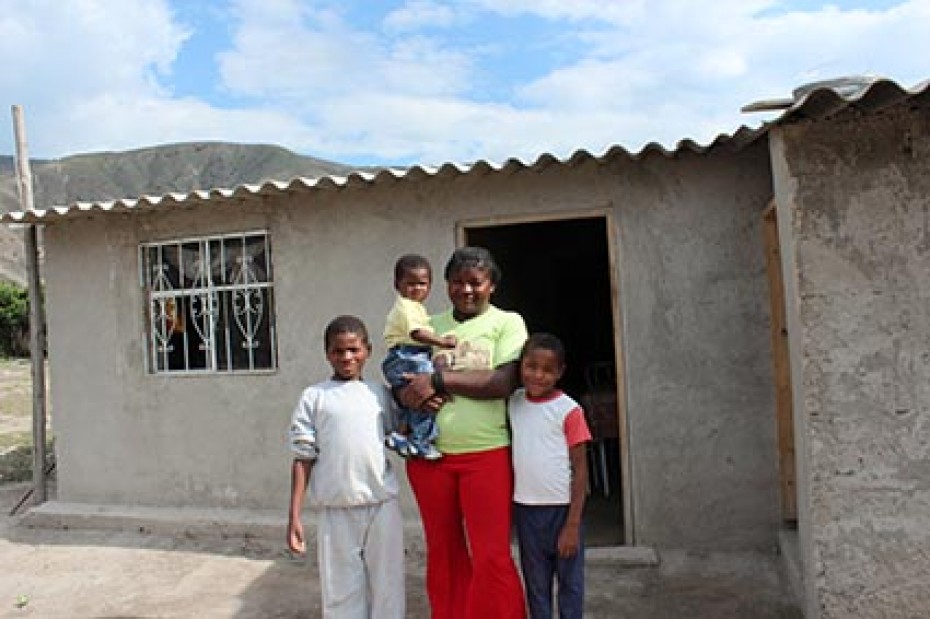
[4,77,927,618]
[762,78,930,618]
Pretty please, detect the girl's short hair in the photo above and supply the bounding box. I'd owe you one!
[323,315,370,350]
[443,246,501,285]
[521,332,566,366]
[394,254,432,283]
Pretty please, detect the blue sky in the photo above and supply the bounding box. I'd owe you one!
[1,0,928,167]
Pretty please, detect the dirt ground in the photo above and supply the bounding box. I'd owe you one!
[0,359,32,421]
[0,482,803,619]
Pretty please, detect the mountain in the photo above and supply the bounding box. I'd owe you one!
[0,142,372,285]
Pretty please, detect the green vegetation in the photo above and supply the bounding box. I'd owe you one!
[0,281,29,357]
[0,441,54,483]
[0,444,34,482]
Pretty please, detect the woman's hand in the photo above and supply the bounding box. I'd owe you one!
[396,361,520,411]
[397,372,445,412]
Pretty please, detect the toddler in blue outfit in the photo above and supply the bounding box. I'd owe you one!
[382,254,456,459]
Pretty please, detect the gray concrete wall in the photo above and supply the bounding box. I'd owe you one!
[42,142,779,550]
[617,146,781,550]
[44,209,300,511]
[770,106,930,618]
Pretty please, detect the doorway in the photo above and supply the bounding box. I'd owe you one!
[462,214,628,546]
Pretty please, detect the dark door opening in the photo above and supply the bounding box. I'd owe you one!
[465,216,624,546]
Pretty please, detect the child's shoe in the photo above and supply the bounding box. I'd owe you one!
[420,444,443,460]
[385,432,412,458]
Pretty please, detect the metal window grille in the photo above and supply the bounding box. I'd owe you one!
[140,231,277,374]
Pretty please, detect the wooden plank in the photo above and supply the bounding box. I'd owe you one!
[12,104,49,506]
[762,203,797,522]
[604,210,634,545]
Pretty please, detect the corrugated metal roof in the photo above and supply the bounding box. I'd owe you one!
[744,76,930,124]
[0,126,764,225]
[5,76,926,225]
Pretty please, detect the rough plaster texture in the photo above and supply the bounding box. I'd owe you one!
[618,145,781,551]
[40,144,780,552]
[770,106,930,618]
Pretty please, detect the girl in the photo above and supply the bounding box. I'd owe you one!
[509,332,592,619]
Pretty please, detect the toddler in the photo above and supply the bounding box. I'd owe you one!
[381,254,456,459]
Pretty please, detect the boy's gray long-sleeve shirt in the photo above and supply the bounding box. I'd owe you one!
[288,379,399,508]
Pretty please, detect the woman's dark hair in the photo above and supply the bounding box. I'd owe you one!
[443,246,501,285]
[521,332,566,366]
[323,315,370,350]
[394,254,432,283]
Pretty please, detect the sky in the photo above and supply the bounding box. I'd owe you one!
[1,0,928,167]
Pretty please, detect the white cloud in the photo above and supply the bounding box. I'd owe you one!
[468,0,646,23]
[0,1,187,97]
[40,94,308,156]
[0,0,188,154]
[1,0,928,166]
[383,0,463,32]
[494,0,930,155]
[218,0,474,102]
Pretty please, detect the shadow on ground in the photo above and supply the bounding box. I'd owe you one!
[1,482,801,618]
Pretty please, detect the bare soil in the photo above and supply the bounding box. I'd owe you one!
[0,358,31,432]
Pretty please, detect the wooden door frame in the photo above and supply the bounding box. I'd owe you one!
[457,208,635,544]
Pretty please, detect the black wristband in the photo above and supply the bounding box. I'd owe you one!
[431,370,448,396]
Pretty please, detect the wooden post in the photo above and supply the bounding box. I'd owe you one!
[762,201,797,522]
[11,105,48,505]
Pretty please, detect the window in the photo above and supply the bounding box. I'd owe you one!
[141,231,277,374]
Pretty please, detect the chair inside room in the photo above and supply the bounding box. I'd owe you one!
[580,361,620,497]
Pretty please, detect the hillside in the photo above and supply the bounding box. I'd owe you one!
[0,142,368,284]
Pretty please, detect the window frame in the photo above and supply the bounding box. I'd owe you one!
[139,230,278,375]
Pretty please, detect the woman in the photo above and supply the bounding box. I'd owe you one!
[399,246,527,619]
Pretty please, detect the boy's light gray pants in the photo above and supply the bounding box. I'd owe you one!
[317,498,405,618]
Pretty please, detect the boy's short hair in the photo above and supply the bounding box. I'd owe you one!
[394,254,432,283]
[443,246,501,285]
[323,315,370,350]
[521,332,566,366]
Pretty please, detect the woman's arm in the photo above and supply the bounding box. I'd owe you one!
[439,360,520,399]
[397,360,520,410]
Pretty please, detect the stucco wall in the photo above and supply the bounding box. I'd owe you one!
[42,142,779,550]
[618,146,780,550]
[770,106,930,617]
[44,208,301,511]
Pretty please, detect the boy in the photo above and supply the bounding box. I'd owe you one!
[381,254,456,459]
[287,315,405,618]
[509,333,592,619]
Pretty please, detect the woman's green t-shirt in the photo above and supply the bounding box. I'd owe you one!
[430,305,528,454]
